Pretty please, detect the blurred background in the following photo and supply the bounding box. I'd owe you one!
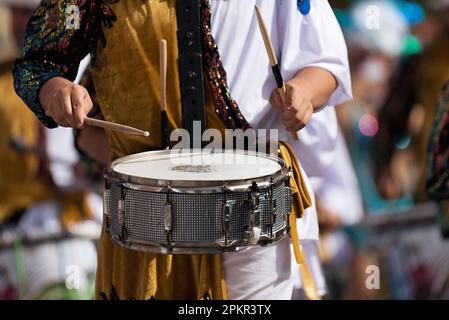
[1,0,449,300]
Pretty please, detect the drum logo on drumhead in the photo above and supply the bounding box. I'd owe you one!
[171,165,215,173]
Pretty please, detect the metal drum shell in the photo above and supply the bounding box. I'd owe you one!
[104,149,292,254]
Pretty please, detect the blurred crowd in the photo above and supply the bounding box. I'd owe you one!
[326,0,449,299]
[0,0,103,299]
[1,0,449,300]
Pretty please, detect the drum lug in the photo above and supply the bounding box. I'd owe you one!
[283,186,292,235]
[165,186,173,251]
[283,171,293,235]
[104,170,111,189]
[246,182,261,244]
[118,186,128,240]
[284,167,293,187]
[164,203,173,233]
[103,189,111,231]
[221,185,232,246]
[118,199,125,224]
[245,227,261,245]
[222,201,231,245]
[270,199,277,224]
[268,199,277,239]
[267,178,277,238]
[103,173,112,230]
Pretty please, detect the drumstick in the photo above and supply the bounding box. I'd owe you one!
[255,6,300,141]
[71,55,150,137]
[84,117,150,137]
[160,39,169,149]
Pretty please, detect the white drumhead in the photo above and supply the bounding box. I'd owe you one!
[112,150,282,182]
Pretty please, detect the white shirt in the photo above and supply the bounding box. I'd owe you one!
[300,108,364,226]
[211,0,352,239]
[312,127,364,226]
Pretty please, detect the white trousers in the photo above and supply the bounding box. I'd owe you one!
[222,238,326,300]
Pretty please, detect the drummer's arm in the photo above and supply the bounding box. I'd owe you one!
[271,1,351,133]
[286,67,337,111]
[269,67,337,132]
[13,0,113,129]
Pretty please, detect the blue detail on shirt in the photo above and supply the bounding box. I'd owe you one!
[297,0,310,15]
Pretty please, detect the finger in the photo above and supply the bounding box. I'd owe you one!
[45,104,55,118]
[297,107,313,131]
[46,98,68,127]
[282,110,300,128]
[284,84,296,109]
[282,98,306,126]
[59,87,76,127]
[76,99,93,129]
[283,117,299,129]
[301,107,313,128]
[58,119,71,127]
[52,105,70,127]
[294,97,309,122]
[269,89,284,109]
[283,100,309,130]
[281,108,296,122]
[71,87,91,128]
[286,120,302,132]
[44,91,59,118]
[287,105,313,132]
[55,102,70,127]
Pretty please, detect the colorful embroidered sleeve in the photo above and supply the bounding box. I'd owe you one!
[13,0,117,128]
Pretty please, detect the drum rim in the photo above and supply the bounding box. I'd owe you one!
[108,227,289,254]
[107,149,288,190]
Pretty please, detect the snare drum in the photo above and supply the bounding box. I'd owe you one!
[104,149,292,254]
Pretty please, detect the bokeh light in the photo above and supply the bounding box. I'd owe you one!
[358,114,379,137]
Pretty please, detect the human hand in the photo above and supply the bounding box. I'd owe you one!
[269,82,313,133]
[39,77,93,128]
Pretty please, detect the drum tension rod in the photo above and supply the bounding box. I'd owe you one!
[222,185,231,247]
[118,185,128,241]
[284,168,293,234]
[104,175,112,231]
[165,185,173,251]
[246,182,261,245]
[269,177,277,239]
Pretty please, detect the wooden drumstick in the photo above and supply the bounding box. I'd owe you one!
[160,39,168,113]
[255,6,300,141]
[84,117,150,137]
[160,39,169,149]
[70,56,150,137]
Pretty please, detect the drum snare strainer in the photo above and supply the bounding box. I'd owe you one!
[104,149,292,254]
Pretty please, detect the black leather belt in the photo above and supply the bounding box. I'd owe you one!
[176,0,207,148]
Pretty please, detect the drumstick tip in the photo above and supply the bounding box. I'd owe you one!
[254,5,261,18]
[144,131,150,137]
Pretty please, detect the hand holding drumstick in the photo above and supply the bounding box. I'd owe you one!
[255,6,301,140]
[39,76,149,137]
[255,6,338,137]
